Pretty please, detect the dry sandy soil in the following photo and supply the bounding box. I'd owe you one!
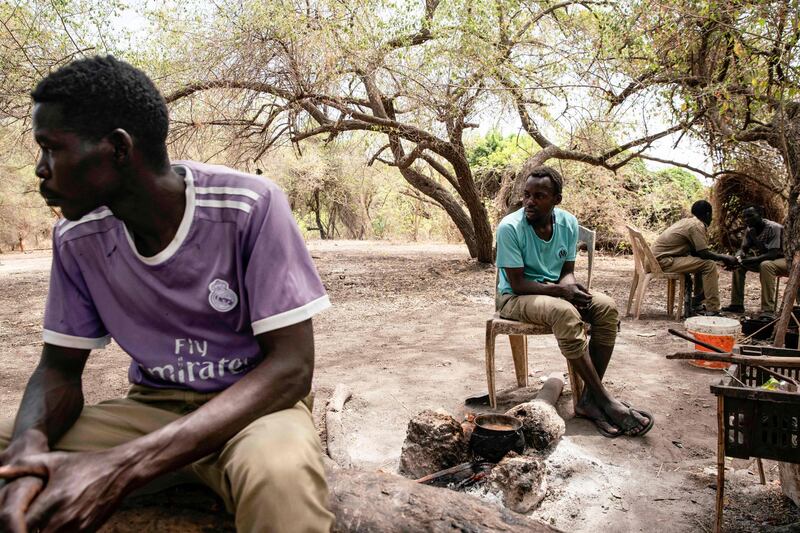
[1,242,798,532]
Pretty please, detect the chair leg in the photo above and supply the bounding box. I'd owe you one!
[566,360,583,413]
[634,273,652,320]
[509,334,528,388]
[715,396,725,533]
[626,271,640,316]
[485,320,498,409]
[667,278,675,317]
[677,275,685,319]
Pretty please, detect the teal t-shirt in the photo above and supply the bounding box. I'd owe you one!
[495,207,578,295]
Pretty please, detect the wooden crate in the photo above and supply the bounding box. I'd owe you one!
[710,345,800,462]
[710,345,800,532]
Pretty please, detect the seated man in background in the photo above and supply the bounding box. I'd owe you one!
[0,56,333,532]
[723,205,787,317]
[496,166,653,438]
[651,200,737,316]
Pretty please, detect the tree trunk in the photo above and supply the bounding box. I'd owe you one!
[388,135,481,258]
[770,110,800,345]
[765,105,800,259]
[452,159,494,263]
[769,127,800,269]
[103,466,559,532]
[396,164,480,256]
[774,251,800,347]
[327,467,558,533]
[312,190,328,240]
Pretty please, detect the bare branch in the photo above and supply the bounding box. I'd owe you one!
[514,0,606,41]
[397,142,430,168]
[420,153,460,192]
[165,80,294,103]
[367,144,391,166]
[384,0,440,49]
[635,153,788,199]
[600,116,702,161]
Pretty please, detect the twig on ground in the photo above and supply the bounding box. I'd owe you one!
[326,384,353,468]
[694,517,710,533]
[389,392,413,415]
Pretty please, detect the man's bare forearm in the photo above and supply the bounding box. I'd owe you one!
[754,250,783,262]
[739,249,782,266]
[11,345,88,451]
[696,249,732,263]
[109,320,314,491]
[510,278,566,297]
[558,272,578,286]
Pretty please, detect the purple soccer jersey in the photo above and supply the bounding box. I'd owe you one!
[43,161,330,392]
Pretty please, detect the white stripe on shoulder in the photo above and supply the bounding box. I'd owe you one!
[251,295,332,335]
[43,329,111,350]
[58,209,115,237]
[196,199,252,213]
[195,186,261,200]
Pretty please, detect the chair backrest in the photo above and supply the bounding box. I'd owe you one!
[494,223,596,307]
[625,224,664,276]
[578,225,595,290]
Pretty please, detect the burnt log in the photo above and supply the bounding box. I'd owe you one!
[327,467,559,533]
[326,384,353,468]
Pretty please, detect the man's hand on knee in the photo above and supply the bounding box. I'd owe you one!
[0,432,49,533]
[0,477,44,533]
[0,449,132,532]
[559,283,592,309]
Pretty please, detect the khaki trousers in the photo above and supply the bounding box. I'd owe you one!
[498,290,618,359]
[731,258,789,313]
[0,385,334,533]
[658,256,720,311]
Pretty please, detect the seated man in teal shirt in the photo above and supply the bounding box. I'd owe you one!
[496,166,653,437]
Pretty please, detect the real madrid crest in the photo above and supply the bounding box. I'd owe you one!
[208,279,238,312]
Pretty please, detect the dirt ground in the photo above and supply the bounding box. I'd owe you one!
[1,242,799,532]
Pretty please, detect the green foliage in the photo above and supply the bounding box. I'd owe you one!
[0,132,54,251]
[558,159,706,251]
[0,0,739,255]
[265,138,460,243]
[467,131,535,171]
[654,168,704,199]
[469,129,707,249]
[632,168,704,230]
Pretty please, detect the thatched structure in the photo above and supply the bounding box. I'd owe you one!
[711,144,788,252]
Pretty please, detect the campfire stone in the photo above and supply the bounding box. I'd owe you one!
[505,399,565,451]
[488,452,547,513]
[399,409,469,478]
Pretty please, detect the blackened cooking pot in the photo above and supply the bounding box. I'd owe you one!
[469,414,525,462]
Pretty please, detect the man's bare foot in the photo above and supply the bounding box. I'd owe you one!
[601,399,652,436]
[575,399,621,437]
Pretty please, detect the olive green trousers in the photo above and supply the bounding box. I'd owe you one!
[497,290,618,359]
[0,385,333,533]
[730,258,789,314]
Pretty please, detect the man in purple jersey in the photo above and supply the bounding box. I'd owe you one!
[0,56,334,532]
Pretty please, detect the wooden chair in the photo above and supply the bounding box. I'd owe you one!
[625,224,686,320]
[484,226,595,410]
